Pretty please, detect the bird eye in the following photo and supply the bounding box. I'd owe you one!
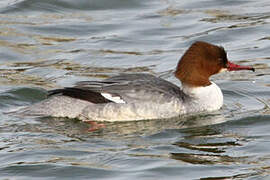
[218,58,227,67]
[218,58,223,63]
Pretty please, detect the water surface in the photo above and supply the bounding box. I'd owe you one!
[1,0,270,179]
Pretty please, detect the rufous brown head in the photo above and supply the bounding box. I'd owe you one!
[175,41,254,87]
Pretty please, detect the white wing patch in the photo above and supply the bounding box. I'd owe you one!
[101,93,126,104]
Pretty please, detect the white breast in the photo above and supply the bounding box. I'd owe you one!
[182,82,223,113]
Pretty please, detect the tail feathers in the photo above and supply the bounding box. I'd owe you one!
[6,95,93,119]
[5,106,49,118]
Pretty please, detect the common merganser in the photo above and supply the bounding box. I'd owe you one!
[19,41,254,123]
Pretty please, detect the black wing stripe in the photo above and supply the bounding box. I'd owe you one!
[48,88,112,104]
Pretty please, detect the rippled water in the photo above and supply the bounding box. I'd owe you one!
[1,0,270,179]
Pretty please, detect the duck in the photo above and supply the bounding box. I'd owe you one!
[18,41,254,126]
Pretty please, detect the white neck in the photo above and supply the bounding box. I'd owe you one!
[182,82,223,113]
